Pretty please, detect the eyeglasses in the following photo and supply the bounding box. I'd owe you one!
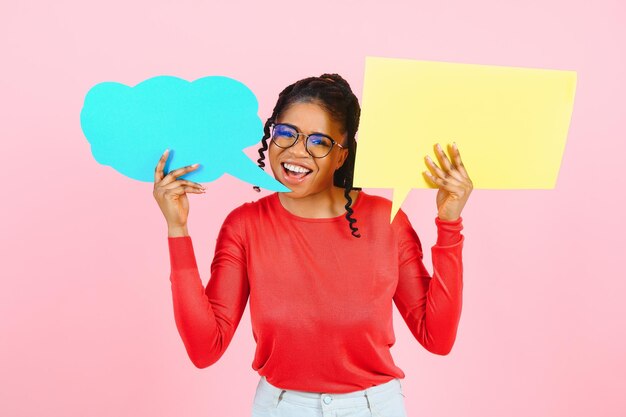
[270,123,345,158]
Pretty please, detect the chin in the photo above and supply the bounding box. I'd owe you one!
[281,188,308,198]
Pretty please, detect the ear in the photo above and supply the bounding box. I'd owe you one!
[335,147,349,170]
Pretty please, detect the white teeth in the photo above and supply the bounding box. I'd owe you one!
[283,163,312,174]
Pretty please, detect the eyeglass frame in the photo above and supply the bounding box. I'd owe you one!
[269,122,346,158]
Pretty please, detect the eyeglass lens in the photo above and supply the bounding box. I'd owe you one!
[271,124,334,158]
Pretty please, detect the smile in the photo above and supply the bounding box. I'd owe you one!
[283,163,312,174]
[281,162,313,184]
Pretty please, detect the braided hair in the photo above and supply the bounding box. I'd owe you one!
[252,73,362,238]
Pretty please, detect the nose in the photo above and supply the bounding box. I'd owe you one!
[289,133,310,156]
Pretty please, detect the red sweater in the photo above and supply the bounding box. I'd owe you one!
[167,191,464,393]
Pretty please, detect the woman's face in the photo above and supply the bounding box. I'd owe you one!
[269,101,349,199]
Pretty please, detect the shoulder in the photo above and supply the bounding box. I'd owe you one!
[355,191,411,224]
[357,193,422,251]
[354,191,391,213]
[351,191,416,245]
[216,194,275,246]
[222,193,275,225]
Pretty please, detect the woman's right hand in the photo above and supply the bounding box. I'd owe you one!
[153,149,206,230]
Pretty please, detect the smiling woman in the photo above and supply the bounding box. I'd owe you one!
[155,73,471,417]
[253,75,363,236]
[267,101,356,219]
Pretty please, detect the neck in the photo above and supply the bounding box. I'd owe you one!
[278,186,357,218]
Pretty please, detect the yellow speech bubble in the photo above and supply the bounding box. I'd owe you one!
[354,57,577,222]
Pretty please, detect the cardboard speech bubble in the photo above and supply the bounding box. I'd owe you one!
[354,57,577,222]
[80,75,290,192]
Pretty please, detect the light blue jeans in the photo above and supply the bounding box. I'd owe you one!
[251,375,408,417]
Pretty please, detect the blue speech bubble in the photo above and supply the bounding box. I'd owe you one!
[80,75,290,192]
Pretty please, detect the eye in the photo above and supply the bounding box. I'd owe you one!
[274,124,297,138]
[308,135,332,147]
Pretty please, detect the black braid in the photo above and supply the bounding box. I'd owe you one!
[251,119,272,192]
[342,140,361,238]
[252,84,297,192]
[252,74,362,238]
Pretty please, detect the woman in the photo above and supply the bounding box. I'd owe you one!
[153,74,473,417]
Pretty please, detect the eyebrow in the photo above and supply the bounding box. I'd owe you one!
[278,122,333,138]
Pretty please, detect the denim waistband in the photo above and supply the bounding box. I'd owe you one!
[257,376,403,410]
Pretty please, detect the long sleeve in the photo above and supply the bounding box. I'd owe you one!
[167,208,249,368]
[392,212,464,355]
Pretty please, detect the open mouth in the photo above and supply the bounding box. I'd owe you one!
[281,162,313,182]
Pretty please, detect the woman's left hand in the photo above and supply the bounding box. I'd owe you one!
[423,142,473,222]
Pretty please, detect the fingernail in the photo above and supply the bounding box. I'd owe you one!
[192,163,199,167]
[453,142,457,149]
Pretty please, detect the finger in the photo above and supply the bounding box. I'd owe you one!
[154,149,170,184]
[162,179,205,191]
[425,155,465,183]
[423,170,464,191]
[434,172,464,189]
[434,143,454,172]
[450,142,471,180]
[426,169,473,202]
[424,170,449,188]
[423,170,437,187]
[162,162,201,186]
[424,171,466,199]
[163,185,205,199]
[425,155,444,177]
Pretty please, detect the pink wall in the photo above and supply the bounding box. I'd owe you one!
[1,0,624,416]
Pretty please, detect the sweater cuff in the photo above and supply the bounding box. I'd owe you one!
[435,216,463,246]
[168,236,198,271]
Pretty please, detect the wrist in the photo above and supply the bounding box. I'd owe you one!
[435,216,463,246]
[168,224,189,237]
[437,215,461,223]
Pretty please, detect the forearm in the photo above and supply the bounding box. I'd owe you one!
[168,237,224,368]
[423,237,464,355]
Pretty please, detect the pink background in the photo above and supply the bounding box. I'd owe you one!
[2,0,625,416]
